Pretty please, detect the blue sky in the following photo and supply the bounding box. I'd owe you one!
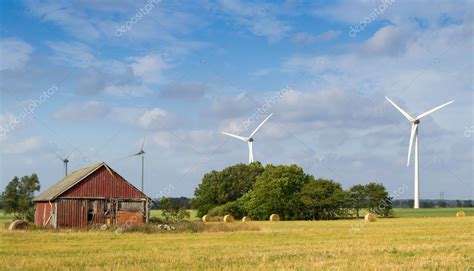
[0,0,472,200]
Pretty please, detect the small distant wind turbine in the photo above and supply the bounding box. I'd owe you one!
[222,113,273,164]
[385,97,454,209]
[56,147,77,177]
[127,137,146,192]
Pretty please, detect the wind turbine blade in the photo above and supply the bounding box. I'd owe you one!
[222,132,248,141]
[119,152,142,160]
[249,113,273,138]
[140,136,147,151]
[415,100,454,120]
[407,123,417,167]
[55,153,65,161]
[112,153,138,162]
[385,97,414,121]
[65,146,78,160]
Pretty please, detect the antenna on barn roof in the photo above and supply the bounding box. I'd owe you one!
[127,136,146,193]
[56,147,77,177]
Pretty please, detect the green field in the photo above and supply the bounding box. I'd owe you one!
[150,209,199,220]
[393,207,474,217]
[1,208,473,270]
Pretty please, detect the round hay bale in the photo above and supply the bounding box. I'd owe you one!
[242,216,251,222]
[364,213,377,222]
[456,210,465,217]
[269,214,280,221]
[8,220,29,231]
[202,215,212,223]
[223,215,234,223]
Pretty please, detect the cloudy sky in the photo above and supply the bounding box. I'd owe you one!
[0,0,472,200]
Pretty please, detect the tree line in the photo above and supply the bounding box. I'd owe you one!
[191,162,392,220]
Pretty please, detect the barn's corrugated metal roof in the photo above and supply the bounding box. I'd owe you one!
[34,162,105,201]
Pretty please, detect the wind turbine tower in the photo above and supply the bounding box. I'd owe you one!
[385,97,454,209]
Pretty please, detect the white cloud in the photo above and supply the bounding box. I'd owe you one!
[218,0,290,42]
[0,38,33,71]
[104,84,152,97]
[313,0,469,26]
[129,54,170,84]
[359,26,411,56]
[203,92,258,119]
[148,129,223,154]
[25,0,101,40]
[47,42,95,68]
[291,30,341,45]
[53,101,109,120]
[159,82,207,100]
[108,107,146,125]
[0,136,42,154]
[138,107,177,130]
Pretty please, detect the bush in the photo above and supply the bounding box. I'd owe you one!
[208,201,243,218]
[239,164,310,220]
[192,162,264,217]
[149,216,165,224]
[160,197,191,222]
[299,179,348,220]
[113,220,260,234]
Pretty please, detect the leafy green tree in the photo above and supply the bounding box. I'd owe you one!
[1,174,40,221]
[2,177,20,218]
[299,178,348,220]
[349,184,367,218]
[159,197,190,221]
[365,182,392,217]
[463,200,473,207]
[192,162,264,217]
[239,164,310,220]
[208,201,243,218]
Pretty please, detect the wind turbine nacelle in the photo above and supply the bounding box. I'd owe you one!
[248,138,254,142]
[414,119,420,124]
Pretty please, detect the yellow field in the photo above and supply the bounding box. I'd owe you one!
[1,217,473,270]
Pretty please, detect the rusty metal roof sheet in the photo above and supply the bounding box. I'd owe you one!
[34,162,105,201]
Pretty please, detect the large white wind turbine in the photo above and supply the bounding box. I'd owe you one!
[385,97,454,209]
[222,113,273,164]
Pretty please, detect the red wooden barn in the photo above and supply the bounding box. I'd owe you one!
[34,162,150,228]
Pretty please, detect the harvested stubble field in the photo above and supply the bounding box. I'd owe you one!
[1,216,473,270]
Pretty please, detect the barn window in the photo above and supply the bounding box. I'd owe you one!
[119,202,144,211]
